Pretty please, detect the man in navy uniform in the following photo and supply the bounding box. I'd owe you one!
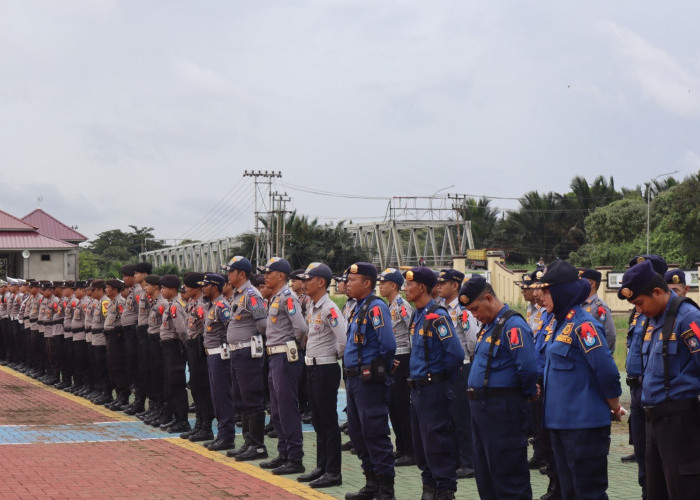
[619,258,700,499]
[343,262,396,500]
[665,269,689,297]
[536,260,622,499]
[405,267,465,500]
[579,268,616,353]
[461,275,538,500]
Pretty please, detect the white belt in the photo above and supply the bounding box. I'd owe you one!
[463,359,471,365]
[230,341,251,351]
[305,355,338,366]
[206,347,224,355]
[395,347,411,355]
[267,345,288,355]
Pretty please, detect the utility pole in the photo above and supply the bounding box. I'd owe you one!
[243,170,281,268]
[271,191,291,258]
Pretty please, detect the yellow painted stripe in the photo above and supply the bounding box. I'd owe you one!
[166,438,335,500]
[0,365,131,422]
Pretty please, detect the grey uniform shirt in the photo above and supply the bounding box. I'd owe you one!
[53,296,65,336]
[63,296,74,338]
[104,295,126,331]
[137,286,150,327]
[388,295,412,351]
[91,296,109,346]
[305,293,347,358]
[122,284,139,327]
[160,296,187,343]
[11,292,22,320]
[226,281,266,344]
[203,294,230,350]
[72,296,89,341]
[0,291,9,318]
[43,296,58,338]
[148,296,168,335]
[263,285,308,347]
[29,295,41,330]
[526,303,544,332]
[342,297,357,321]
[446,297,480,359]
[20,294,31,328]
[583,293,616,354]
[186,296,207,340]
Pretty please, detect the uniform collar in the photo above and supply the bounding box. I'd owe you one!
[312,293,330,310]
[236,280,252,294]
[447,296,459,310]
[584,293,598,304]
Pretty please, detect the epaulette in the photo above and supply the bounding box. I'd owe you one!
[565,309,576,320]
[396,297,403,305]
[282,289,291,296]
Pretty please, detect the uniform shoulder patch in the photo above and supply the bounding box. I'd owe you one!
[282,289,291,296]
[370,304,384,328]
[577,321,602,353]
[508,327,523,349]
[328,307,339,327]
[286,297,296,315]
[681,324,700,353]
[435,317,452,341]
[248,292,261,310]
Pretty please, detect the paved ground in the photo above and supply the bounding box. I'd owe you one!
[0,365,642,499]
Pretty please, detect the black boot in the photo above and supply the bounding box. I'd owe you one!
[421,484,436,500]
[167,420,191,434]
[235,411,268,461]
[539,477,562,500]
[435,490,455,500]
[344,470,378,500]
[188,424,215,442]
[374,474,395,500]
[260,456,286,469]
[182,415,201,440]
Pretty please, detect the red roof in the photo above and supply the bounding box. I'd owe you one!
[0,209,36,232]
[21,209,87,242]
[0,232,75,250]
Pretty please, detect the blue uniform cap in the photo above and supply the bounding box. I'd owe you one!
[348,262,378,280]
[378,267,404,286]
[222,255,252,273]
[199,273,226,288]
[517,269,543,289]
[618,259,656,300]
[299,262,333,281]
[458,274,487,305]
[531,260,579,288]
[628,254,667,275]
[578,268,602,283]
[437,268,465,285]
[665,269,686,285]
[258,257,292,274]
[404,267,436,288]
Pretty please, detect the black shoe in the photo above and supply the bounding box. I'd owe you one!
[528,456,546,469]
[374,474,395,500]
[309,473,342,488]
[297,468,324,482]
[421,485,436,500]
[93,394,113,406]
[188,429,215,442]
[266,428,278,438]
[271,459,304,475]
[539,478,562,500]
[456,467,475,479]
[344,471,377,500]
[167,421,191,434]
[227,444,250,458]
[160,417,178,431]
[301,411,312,424]
[235,446,268,462]
[394,455,416,467]
[341,441,354,451]
[206,439,235,451]
[260,456,286,469]
[435,490,456,500]
[539,466,548,475]
[620,453,637,463]
[188,404,196,413]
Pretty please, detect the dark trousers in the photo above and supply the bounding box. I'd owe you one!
[51,335,63,377]
[147,334,164,401]
[123,324,141,398]
[307,362,341,474]
[268,353,304,460]
[31,330,43,371]
[388,353,413,457]
[186,337,213,424]
[45,337,53,375]
[450,363,473,469]
[86,342,95,387]
[73,340,88,385]
[346,375,395,476]
[14,322,25,363]
[411,381,457,491]
[92,344,110,393]
[161,339,188,420]
[470,393,532,500]
[550,426,610,500]
[136,325,150,401]
[0,317,6,359]
[629,384,646,495]
[206,353,236,442]
[231,347,265,413]
[105,328,129,398]
[645,404,700,500]
[62,336,73,382]
[2,318,14,361]
[298,348,309,413]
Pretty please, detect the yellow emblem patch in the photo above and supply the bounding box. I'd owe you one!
[637,256,645,264]
[459,295,469,304]
[350,264,358,274]
[406,271,414,281]
[672,274,680,284]
[555,334,572,344]
[621,288,633,299]
[562,323,573,336]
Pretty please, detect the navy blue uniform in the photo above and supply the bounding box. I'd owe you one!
[343,295,396,477]
[625,311,647,493]
[544,306,621,499]
[409,300,465,492]
[468,305,538,500]
[641,294,700,499]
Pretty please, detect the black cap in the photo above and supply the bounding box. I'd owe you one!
[347,262,378,280]
[619,259,657,300]
[437,269,465,285]
[665,269,686,285]
[63,281,76,289]
[133,262,153,273]
[144,274,162,286]
[183,272,204,288]
[91,279,106,290]
[578,268,602,283]
[404,267,437,288]
[531,261,579,288]
[199,273,226,288]
[628,255,667,275]
[120,264,136,277]
[299,263,333,281]
[74,281,88,289]
[159,275,181,289]
[258,257,292,274]
[105,279,125,291]
[458,275,488,305]
[289,269,306,280]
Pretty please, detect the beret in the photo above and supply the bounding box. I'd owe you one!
[300,262,333,281]
[63,281,76,289]
[347,262,378,280]
[159,274,181,289]
[91,279,106,290]
[222,256,252,273]
[404,267,436,288]
[665,269,686,285]
[619,259,657,300]
[378,267,404,286]
[628,254,667,276]
[458,274,488,305]
[74,281,88,288]
[133,261,153,273]
[258,257,292,274]
[250,273,266,287]
[183,272,204,288]
[289,269,306,280]
[437,268,465,285]
[144,275,162,286]
[105,279,124,291]
[120,264,136,277]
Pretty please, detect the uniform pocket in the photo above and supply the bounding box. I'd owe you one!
[651,341,679,377]
[550,353,574,371]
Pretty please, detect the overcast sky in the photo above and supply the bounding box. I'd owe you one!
[2,1,699,244]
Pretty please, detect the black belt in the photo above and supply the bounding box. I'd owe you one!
[467,387,521,400]
[626,376,642,388]
[644,398,699,419]
[64,327,72,333]
[72,329,84,334]
[92,328,104,333]
[407,373,447,389]
[344,367,360,378]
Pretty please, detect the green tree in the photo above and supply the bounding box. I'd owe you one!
[78,249,100,279]
[455,197,500,247]
[84,226,168,277]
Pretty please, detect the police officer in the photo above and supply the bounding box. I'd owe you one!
[665,268,689,297]
[290,268,312,425]
[104,279,129,410]
[619,258,700,499]
[143,275,170,427]
[133,261,153,419]
[378,267,414,467]
[58,282,75,391]
[296,262,347,488]
[460,275,538,500]
[579,268,616,353]
[38,282,56,384]
[27,282,42,378]
[200,272,237,451]
[49,281,65,387]
[121,264,143,415]
[258,257,308,475]
[90,280,113,405]
[180,272,215,442]
[338,271,356,321]
[159,275,190,433]
[437,268,479,480]
[536,260,622,499]
[343,262,396,500]
[70,282,90,395]
[405,267,465,500]
[222,257,269,462]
